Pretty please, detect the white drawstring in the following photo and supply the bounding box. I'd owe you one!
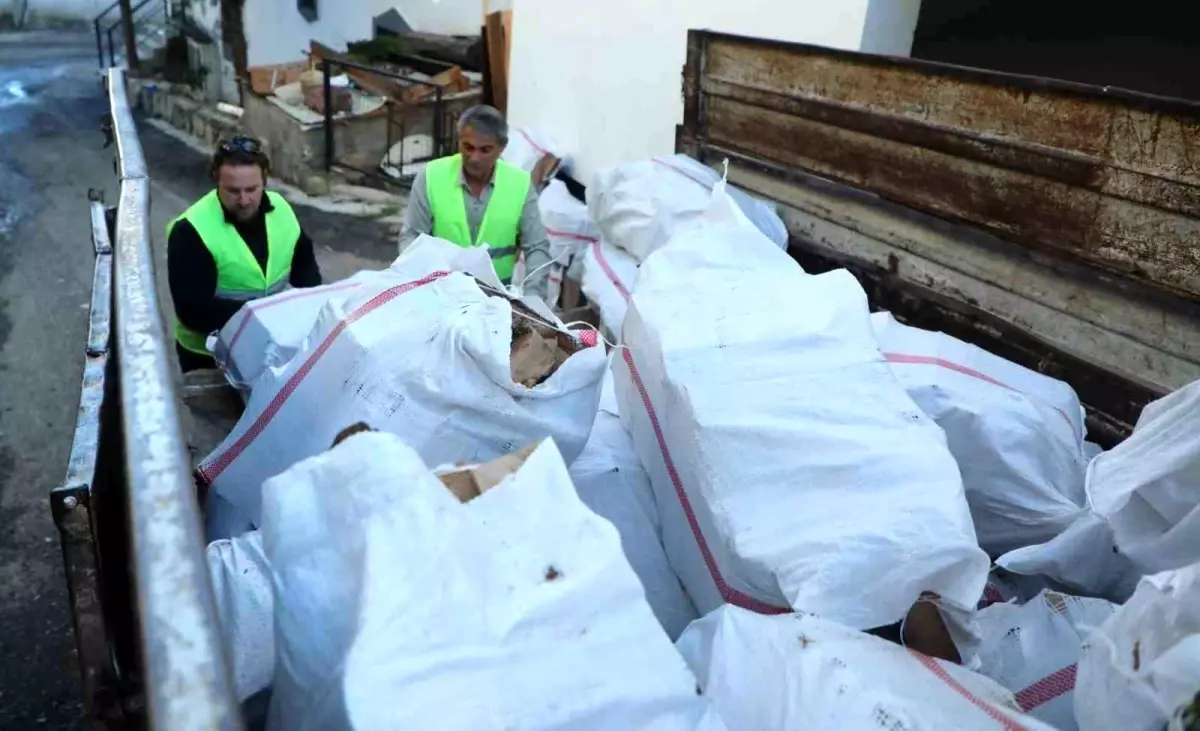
[508,251,569,298]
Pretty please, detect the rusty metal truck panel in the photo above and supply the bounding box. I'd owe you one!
[680,31,1200,303]
[679,30,1200,440]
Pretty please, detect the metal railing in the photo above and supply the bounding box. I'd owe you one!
[319,57,462,188]
[94,0,175,70]
[52,68,240,730]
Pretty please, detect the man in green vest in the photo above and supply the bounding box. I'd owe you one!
[167,136,322,372]
[399,105,552,299]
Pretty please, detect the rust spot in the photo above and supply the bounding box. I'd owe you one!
[544,566,561,582]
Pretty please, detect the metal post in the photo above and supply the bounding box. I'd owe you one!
[322,58,334,172]
[434,86,444,158]
[95,19,105,68]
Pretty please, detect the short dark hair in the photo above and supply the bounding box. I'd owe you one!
[210,135,270,180]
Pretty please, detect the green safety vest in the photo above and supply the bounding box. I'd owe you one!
[169,190,301,355]
[426,154,530,283]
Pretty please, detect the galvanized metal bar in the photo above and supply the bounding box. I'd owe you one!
[105,68,240,731]
[682,30,1200,303]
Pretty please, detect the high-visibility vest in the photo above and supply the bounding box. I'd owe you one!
[168,190,301,355]
[426,154,530,283]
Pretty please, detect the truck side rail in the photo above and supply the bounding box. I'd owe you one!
[52,68,240,730]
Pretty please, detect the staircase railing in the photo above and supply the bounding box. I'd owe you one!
[93,0,179,70]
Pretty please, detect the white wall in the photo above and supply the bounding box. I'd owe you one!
[244,0,489,67]
[507,0,923,183]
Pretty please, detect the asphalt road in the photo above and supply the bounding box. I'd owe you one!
[0,30,396,729]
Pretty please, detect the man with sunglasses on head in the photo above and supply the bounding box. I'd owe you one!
[399,105,552,301]
[167,136,322,372]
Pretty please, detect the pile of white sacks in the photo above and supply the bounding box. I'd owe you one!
[203,154,1200,731]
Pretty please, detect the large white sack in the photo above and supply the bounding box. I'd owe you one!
[997,513,1141,603]
[1075,563,1200,731]
[568,374,699,640]
[974,590,1116,730]
[581,238,638,339]
[206,531,273,702]
[871,311,1089,556]
[588,154,788,263]
[198,265,606,540]
[501,126,568,182]
[263,432,721,731]
[539,179,598,261]
[678,605,1057,731]
[613,181,988,629]
[1087,379,1200,574]
[997,379,1200,602]
[212,273,377,392]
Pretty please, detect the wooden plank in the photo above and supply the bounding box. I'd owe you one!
[682,31,1200,303]
[485,11,509,113]
[309,40,403,101]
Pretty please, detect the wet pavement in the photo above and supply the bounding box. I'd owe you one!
[0,30,396,729]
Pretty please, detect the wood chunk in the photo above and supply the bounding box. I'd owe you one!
[437,443,538,502]
[511,330,557,387]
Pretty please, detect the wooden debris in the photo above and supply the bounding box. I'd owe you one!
[247,60,310,96]
[484,11,510,113]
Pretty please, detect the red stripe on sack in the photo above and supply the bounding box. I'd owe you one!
[592,239,632,303]
[545,227,599,243]
[198,271,451,484]
[651,156,712,191]
[225,281,364,354]
[980,584,1006,609]
[1015,664,1077,712]
[518,128,548,156]
[622,347,789,615]
[882,353,1076,433]
[909,651,1032,731]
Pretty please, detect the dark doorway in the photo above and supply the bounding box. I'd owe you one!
[911,0,1200,101]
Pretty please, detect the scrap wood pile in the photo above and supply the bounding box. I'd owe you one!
[245,36,482,122]
[201,151,1200,731]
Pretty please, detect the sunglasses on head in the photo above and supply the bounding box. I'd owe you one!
[218,136,263,155]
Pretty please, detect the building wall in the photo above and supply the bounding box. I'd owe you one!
[506,0,922,183]
[243,0,490,67]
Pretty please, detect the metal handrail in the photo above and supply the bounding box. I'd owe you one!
[105,68,240,731]
[95,0,170,69]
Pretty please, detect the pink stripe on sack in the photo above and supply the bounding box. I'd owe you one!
[197,271,450,485]
[909,651,1033,731]
[226,281,364,354]
[883,352,1076,432]
[545,227,599,243]
[518,128,548,156]
[651,156,712,191]
[622,347,789,615]
[592,239,632,303]
[1015,664,1076,712]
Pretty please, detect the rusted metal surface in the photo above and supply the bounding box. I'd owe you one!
[681,31,1200,301]
[52,197,122,729]
[106,69,240,730]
